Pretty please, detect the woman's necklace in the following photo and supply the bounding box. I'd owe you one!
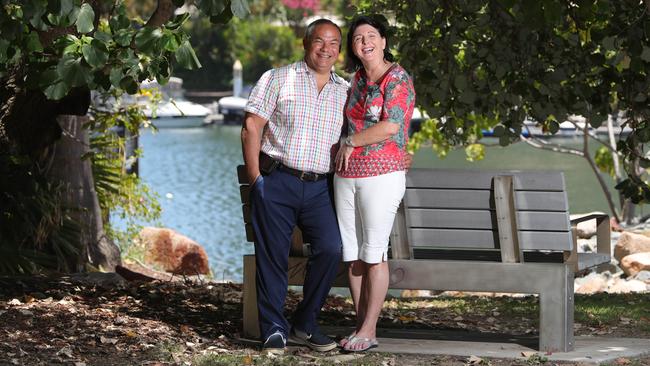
[367,60,392,83]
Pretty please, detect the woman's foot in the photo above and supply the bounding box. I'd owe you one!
[338,332,356,348]
[342,336,378,353]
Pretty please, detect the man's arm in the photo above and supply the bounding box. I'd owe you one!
[241,112,268,185]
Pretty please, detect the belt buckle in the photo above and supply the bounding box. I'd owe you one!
[299,171,309,181]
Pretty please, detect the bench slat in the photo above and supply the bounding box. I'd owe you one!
[407,209,570,231]
[405,189,569,211]
[406,169,566,191]
[409,228,573,250]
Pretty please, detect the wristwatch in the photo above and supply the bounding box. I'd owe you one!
[344,135,354,147]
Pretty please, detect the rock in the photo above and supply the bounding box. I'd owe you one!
[606,278,648,293]
[619,253,650,277]
[139,227,210,275]
[575,274,608,294]
[401,289,441,297]
[570,213,604,239]
[613,232,650,262]
[632,270,650,283]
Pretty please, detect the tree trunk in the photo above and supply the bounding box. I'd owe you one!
[47,115,121,271]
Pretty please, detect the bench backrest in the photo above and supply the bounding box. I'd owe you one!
[237,166,573,262]
[395,168,573,262]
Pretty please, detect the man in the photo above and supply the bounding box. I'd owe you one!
[241,19,347,354]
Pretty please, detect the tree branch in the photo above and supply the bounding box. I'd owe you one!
[581,121,621,222]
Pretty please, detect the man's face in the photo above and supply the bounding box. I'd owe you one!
[303,24,341,74]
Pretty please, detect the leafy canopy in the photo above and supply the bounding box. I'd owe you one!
[0,0,249,100]
[361,0,650,202]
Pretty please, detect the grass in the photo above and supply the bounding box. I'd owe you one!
[574,293,650,330]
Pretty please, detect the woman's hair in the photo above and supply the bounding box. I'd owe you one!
[345,15,394,72]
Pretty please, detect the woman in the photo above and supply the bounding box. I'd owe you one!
[334,15,415,352]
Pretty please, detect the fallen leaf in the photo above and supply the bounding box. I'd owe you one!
[180,325,192,334]
[468,355,484,365]
[56,346,74,358]
[99,336,118,345]
[521,351,537,357]
[8,299,21,306]
[243,354,254,364]
[124,330,137,338]
[614,358,631,365]
[74,362,87,366]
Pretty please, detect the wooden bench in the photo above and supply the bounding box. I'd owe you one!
[236,166,611,352]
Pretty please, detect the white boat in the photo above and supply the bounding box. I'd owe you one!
[138,77,212,128]
[217,96,248,124]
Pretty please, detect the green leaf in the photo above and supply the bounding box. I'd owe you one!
[163,33,181,52]
[231,0,250,19]
[165,13,191,30]
[114,29,133,47]
[210,5,233,24]
[25,32,43,53]
[44,80,70,100]
[200,0,228,15]
[58,34,81,54]
[57,54,89,87]
[82,39,108,68]
[76,3,95,34]
[59,0,74,17]
[119,76,139,94]
[175,39,201,70]
[134,27,163,54]
[109,68,124,88]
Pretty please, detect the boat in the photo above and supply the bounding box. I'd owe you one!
[216,95,248,125]
[137,77,212,128]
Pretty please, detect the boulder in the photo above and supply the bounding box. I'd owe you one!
[613,232,650,262]
[570,213,604,239]
[139,227,210,275]
[619,252,650,277]
[575,274,608,294]
[606,278,648,294]
[632,270,650,283]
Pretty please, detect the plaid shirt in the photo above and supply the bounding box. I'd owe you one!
[245,60,348,174]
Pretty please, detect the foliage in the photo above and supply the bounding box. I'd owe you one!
[173,16,234,90]
[0,154,82,274]
[86,94,162,255]
[361,0,650,202]
[0,0,249,99]
[225,18,303,85]
[0,0,249,271]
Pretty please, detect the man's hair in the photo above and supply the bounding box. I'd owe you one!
[304,19,342,51]
[345,15,394,72]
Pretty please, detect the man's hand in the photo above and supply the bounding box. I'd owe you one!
[403,152,414,170]
[241,112,268,186]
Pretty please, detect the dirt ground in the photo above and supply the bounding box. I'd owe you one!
[0,274,649,366]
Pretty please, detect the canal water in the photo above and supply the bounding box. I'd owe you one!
[126,124,636,281]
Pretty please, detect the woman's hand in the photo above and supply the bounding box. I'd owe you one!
[335,144,354,172]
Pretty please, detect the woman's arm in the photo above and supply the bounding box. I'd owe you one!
[345,120,399,147]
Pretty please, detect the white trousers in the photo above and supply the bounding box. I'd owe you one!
[334,171,406,263]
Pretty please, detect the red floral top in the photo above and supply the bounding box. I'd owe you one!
[338,63,416,178]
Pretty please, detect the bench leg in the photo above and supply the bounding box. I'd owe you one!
[243,254,260,339]
[538,265,574,352]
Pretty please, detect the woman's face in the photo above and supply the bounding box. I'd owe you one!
[351,24,386,65]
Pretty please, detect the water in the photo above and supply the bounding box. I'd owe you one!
[132,125,249,281]
[126,126,632,281]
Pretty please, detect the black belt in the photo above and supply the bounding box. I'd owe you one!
[278,164,329,182]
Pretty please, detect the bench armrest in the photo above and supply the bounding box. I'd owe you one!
[570,213,611,256]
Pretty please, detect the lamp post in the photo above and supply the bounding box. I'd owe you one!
[233,59,242,98]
